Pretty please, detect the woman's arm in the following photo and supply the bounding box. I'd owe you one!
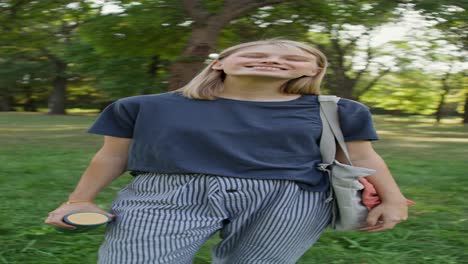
[68,136,132,201]
[45,136,131,230]
[335,140,407,203]
[335,140,408,232]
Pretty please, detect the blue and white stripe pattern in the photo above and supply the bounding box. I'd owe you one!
[98,173,332,264]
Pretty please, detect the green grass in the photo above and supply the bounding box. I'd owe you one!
[0,112,466,264]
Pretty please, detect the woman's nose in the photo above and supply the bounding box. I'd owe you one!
[259,59,281,64]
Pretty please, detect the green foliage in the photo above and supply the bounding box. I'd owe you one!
[414,0,467,49]
[78,2,190,58]
[362,85,440,115]
[201,0,225,14]
[0,55,53,94]
[0,0,464,116]
[360,69,467,116]
[0,54,53,109]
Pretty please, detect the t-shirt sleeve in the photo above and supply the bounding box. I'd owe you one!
[337,99,379,142]
[87,99,138,138]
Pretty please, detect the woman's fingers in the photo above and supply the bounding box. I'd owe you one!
[365,209,384,227]
[358,220,400,232]
[102,211,116,219]
[358,221,384,231]
[360,203,408,233]
[93,209,115,220]
[44,213,76,229]
[365,222,398,232]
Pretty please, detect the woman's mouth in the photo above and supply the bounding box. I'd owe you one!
[245,66,287,71]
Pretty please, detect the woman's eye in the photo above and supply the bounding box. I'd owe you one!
[241,55,308,61]
[287,58,307,61]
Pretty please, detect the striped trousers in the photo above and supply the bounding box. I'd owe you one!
[97,173,332,264]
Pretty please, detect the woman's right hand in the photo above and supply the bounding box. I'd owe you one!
[44,202,116,230]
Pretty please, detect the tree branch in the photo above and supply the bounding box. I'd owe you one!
[181,0,210,23]
[351,35,373,83]
[359,68,391,95]
[217,0,291,27]
[331,37,346,71]
[39,48,61,65]
[307,39,329,54]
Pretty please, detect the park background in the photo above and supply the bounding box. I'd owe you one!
[0,0,466,263]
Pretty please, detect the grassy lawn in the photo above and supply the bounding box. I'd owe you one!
[0,112,466,264]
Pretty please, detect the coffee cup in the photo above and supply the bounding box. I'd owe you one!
[53,211,114,233]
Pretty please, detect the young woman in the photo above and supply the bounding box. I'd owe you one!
[45,39,410,263]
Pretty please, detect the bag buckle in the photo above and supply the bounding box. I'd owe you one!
[316,163,330,172]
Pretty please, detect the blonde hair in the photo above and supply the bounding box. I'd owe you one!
[173,38,328,100]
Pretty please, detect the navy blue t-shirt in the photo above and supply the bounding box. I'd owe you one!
[87,91,379,192]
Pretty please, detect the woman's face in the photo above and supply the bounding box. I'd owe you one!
[212,44,321,80]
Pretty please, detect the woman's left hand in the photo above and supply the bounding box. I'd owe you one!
[358,200,408,232]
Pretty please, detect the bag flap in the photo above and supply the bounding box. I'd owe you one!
[331,160,377,178]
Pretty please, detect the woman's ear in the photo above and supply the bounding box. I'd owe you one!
[211,60,223,70]
[304,68,321,77]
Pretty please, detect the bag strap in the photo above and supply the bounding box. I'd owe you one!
[318,95,353,166]
[317,95,342,205]
[317,96,337,165]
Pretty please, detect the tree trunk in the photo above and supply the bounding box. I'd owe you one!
[341,78,355,99]
[167,26,220,90]
[0,95,12,111]
[48,60,68,115]
[23,85,37,112]
[327,38,355,99]
[434,72,451,123]
[168,0,290,91]
[144,55,161,94]
[463,90,468,124]
[328,63,354,99]
[434,89,448,124]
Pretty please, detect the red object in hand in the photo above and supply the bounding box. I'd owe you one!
[359,178,415,210]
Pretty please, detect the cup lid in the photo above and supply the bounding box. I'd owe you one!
[63,212,112,226]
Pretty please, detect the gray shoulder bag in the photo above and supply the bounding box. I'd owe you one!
[317,95,377,231]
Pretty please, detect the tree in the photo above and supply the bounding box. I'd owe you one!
[167,0,294,90]
[2,0,463,117]
[76,0,190,99]
[0,54,53,111]
[216,0,404,99]
[0,1,99,114]
[413,0,467,123]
